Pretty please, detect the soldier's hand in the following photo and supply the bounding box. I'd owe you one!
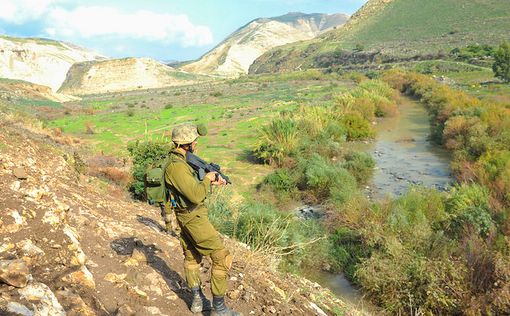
[213,175,227,186]
[205,172,217,182]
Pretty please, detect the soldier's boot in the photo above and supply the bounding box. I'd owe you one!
[190,286,211,313]
[211,295,241,316]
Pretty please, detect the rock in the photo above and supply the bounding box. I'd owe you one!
[56,289,96,316]
[10,180,21,191]
[18,282,65,316]
[309,302,328,316]
[273,286,286,300]
[17,239,45,258]
[116,304,135,316]
[228,289,240,300]
[104,272,127,284]
[0,242,15,253]
[12,167,28,180]
[62,266,95,289]
[0,259,30,287]
[6,301,33,316]
[145,306,165,315]
[124,248,146,266]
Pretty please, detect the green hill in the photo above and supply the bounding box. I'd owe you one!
[250,0,510,73]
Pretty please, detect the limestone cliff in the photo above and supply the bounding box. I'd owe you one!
[182,12,348,77]
[0,35,104,92]
[58,58,208,95]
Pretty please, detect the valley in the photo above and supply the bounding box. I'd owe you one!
[1,0,509,315]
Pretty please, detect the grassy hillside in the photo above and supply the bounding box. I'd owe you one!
[251,0,510,73]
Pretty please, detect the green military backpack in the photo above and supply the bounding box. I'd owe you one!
[144,156,172,205]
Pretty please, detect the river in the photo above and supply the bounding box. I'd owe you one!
[306,97,453,313]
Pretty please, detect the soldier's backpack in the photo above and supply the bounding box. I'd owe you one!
[144,156,172,205]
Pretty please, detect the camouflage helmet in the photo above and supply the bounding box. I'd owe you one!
[171,123,200,145]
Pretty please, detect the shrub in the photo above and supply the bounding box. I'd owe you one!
[210,91,223,97]
[445,184,494,238]
[164,104,173,109]
[126,110,135,117]
[492,41,510,82]
[127,140,173,199]
[342,152,375,184]
[262,169,298,194]
[340,113,375,140]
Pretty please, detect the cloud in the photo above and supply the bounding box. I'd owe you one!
[44,6,213,47]
[0,0,64,24]
[0,2,213,47]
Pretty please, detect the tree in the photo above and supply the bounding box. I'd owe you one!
[493,41,510,82]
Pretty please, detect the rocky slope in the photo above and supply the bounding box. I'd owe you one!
[250,0,510,73]
[0,113,364,315]
[58,58,209,95]
[0,35,104,92]
[182,12,348,77]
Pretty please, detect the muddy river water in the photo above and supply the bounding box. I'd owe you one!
[306,97,453,312]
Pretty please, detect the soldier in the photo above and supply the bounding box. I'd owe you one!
[165,123,240,316]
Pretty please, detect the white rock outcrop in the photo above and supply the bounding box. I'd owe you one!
[0,36,104,91]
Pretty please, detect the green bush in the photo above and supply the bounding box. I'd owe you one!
[342,152,375,184]
[493,41,510,82]
[127,140,173,199]
[340,113,375,140]
[329,228,370,279]
[164,104,173,109]
[262,169,298,195]
[445,184,493,238]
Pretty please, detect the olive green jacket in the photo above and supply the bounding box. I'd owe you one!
[164,148,211,213]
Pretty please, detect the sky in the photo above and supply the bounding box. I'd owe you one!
[0,0,367,62]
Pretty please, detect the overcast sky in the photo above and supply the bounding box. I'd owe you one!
[0,0,367,61]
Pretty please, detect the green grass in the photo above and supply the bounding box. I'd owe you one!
[44,77,347,194]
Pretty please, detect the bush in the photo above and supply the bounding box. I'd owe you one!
[445,184,493,238]
[126,110,135,117]
[342,152,375,184]
[329,228,370,279]
[493,41,510,82]
[127,140,173,199]
[164,104,173,109]
[262,169,298,195]
[340,114,375,140]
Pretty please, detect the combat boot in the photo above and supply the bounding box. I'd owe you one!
[211,295,241,316]
[190,286,211,313]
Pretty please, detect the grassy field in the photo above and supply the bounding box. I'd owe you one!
[47,76,352,193]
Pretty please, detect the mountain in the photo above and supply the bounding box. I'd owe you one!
[58,58,209,95]
[250,0,510,73]
[181,12,349,77]
[0,35,104,91]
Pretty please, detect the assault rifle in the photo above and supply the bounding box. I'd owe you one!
[186,152,232,184]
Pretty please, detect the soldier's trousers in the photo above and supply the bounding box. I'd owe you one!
[176,207,232,296]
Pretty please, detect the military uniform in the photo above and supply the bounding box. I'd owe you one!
[165,148,232,297]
